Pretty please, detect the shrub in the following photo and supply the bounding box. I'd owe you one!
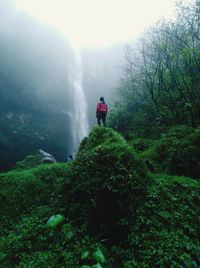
[127,173,200,267]
[15,153,42,169]
[0,163,69,230]
[1,206,80,267]
[141,125,200,179]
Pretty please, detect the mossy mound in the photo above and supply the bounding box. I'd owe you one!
[14,153,43,169]
[15,150,56,170]
[1,127,200,267]
[0,163,69,231]
[62,127,149,244]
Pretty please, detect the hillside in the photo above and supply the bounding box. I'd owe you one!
[0,127,199,267]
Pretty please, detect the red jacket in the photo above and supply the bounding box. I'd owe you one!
[96,102,108,113]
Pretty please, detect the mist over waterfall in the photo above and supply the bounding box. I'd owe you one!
[70,48,89,153]
[0,0,122,169]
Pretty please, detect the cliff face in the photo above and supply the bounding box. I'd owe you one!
[0,2,123,170]
[0,1,75,170]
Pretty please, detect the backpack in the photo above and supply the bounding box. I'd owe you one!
[97,102,108,113]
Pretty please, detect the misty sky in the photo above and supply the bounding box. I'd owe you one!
[14,0,179,48]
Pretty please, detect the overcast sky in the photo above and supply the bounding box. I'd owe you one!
[14,0,178,48]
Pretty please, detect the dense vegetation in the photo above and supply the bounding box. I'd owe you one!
[0,127,200,267]
[104,3,200,265]
[109,1,200,138]
[140,125,200,179]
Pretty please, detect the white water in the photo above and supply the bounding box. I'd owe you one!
[70,48,89,153]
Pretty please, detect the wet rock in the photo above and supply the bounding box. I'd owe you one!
[38,149,57,163]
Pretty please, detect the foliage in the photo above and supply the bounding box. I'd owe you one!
[0,127,200,267]
[0,163,69,232]
[15,153,43,169]
[127,173,200,267]
[141,125,200,179]
[1,206,80,267]
[109,1,200,138]
[62,127,149,242]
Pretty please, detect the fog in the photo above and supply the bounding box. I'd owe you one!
[82,45,123,126]
[0,0,123,170]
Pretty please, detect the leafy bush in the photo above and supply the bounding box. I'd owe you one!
[15,153,42,169]
[127,174,200,267]
[0,163,69,231]
[1,206,80,267]
[141,126,200,179]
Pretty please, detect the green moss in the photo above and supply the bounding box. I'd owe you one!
[62,127,149,243]
[0,162,70,231]
[152,173,200,187]
[15,153,42,169]
[0,127,200,267]
[127,173,200,267]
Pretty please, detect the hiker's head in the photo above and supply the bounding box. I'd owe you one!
[100,96,105,103]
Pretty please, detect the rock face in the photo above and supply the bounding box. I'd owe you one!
[0,1,74,171]
[38,150,57,163]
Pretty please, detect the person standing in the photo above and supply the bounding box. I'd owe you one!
[96,97,108,126]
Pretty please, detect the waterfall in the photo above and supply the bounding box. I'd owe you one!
[70,48,89,154]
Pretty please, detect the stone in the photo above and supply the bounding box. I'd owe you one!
[38,149,57,163]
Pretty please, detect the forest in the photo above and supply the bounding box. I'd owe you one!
[0,1,200,267]
[109,1,200,136]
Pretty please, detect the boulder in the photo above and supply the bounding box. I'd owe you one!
[38,149,57,163]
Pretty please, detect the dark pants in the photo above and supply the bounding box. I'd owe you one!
[97,111,107,126]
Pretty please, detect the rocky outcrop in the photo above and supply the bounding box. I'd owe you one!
[15,150,57,169]
[38,149,57,163]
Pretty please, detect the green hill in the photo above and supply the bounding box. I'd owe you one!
[0,127,199,267]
